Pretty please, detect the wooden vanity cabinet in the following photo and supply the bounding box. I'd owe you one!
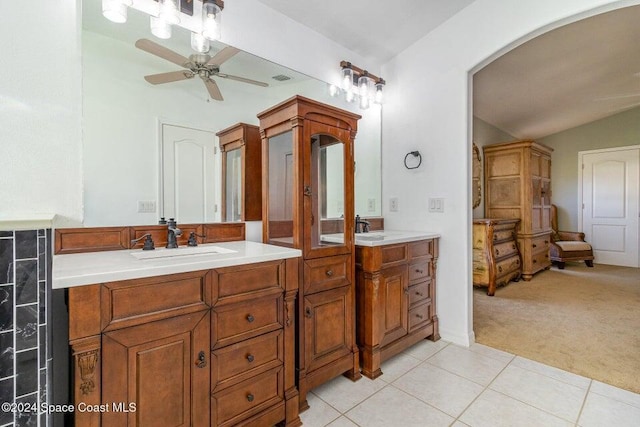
[217,123,262,222]
[258,96,362,410]
[355,238,440,379]
[68,259,301,427]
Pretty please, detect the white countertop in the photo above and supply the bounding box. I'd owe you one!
[53,241,302,289]
[322,230,440,247]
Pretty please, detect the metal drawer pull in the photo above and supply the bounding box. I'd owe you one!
[544,240,549,244]
[512,244,516,250]
[516,259,520,265]
[326,269,334,277]
[196,351,206,369]
[532,244,537,248]
[498,266,503,273]
[416,314,424,319]
[496,249,500,255]
[246,354,254,363]
[416,291,424,297]
[415,269,424,274]
[246,314,255,323]
[533,259,537,264]
[247,394,254,402]
[305,307,312,318]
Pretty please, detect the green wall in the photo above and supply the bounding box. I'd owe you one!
[540,107,640,230]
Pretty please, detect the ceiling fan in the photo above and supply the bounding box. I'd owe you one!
[134,39,269,101]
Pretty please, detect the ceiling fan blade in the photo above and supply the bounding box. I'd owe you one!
[205,46,240,67]
[216,73,269,87]
[135,39,190,68]
[202,77,223,101]
[144,70,194,85]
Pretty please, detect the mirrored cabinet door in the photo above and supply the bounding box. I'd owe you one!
[217,123,262,222]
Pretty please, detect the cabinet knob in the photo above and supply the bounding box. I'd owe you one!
[512,244,516,250]
[416,314,424,320]
[544,240,549,244]
[247,394,254,402]
[303,186,312,196]
[533,259,537,264]
[516,259,520,265]
[415,269,424,274]
[496,249,500,255]
[533,244,537,248]
[498,266,503,273]
[246,314,255,323]
[196,351,207,369]
[326,269,334,277]
[246,354,254,363]
[416,291,424,297]
[305,307,312,318]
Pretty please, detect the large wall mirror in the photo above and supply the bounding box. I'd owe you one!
[81,0,381,227]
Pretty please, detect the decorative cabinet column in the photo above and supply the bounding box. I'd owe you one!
[217,123,262,222]
[483,140,553,280]
[258,96,362,410]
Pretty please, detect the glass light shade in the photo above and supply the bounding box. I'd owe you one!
[158,0,180,25]
[374,82,384,104]
[358,74,373,98]
[342,66,354,92]
[345,89,356,103]
[102,0,130,23]
[202,1,222,41]
[150,16,172,39]
[328,84,339,97]
[191,32,210,53]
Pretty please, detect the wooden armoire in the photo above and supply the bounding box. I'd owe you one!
[483,140,553,280]
[258,96,362,411]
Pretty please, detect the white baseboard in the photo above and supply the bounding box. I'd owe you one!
[440,328,475,347]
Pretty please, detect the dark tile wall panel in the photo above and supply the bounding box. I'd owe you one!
[0,229,51,427]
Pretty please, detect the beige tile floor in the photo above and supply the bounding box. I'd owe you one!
[300,341,640,427]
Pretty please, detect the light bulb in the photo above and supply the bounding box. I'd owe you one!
[102,0,131,23]
[158,0,180,25]
[150,16,172,39]
[358,74,372,98]
[374,79,385,104]
[342,65,354,92]
[202,1,222,41]
[191,32,210,53]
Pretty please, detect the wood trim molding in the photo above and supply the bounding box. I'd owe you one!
[55,222,246,254]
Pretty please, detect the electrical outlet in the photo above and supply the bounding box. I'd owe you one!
[389,197,399,212]
[428,198,444,213]
[367,198,376,212]
[137,200,157,213]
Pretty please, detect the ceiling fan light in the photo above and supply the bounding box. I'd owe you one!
[191,32,210,53]
[102,0,129,24]
[202,1,222,41]
[158,0,180,25]
[150,16,172,39]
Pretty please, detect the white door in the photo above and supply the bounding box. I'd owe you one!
[581,147,640,267]
[161,124,219,223]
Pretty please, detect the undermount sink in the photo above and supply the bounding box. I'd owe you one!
[130,245,237,260]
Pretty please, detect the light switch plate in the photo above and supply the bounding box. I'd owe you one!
[367,198,376,212]
[428,198,444,213]
[137,200,157,213]
[390,197,399,212]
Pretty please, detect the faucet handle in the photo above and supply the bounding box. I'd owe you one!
[187,232,206,247]
[131,234,155,251]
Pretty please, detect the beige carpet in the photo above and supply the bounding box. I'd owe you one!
[474,263,640,394]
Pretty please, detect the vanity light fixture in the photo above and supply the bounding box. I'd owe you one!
[102,0,133,23]
[334,61,385,110]
[103,0,225,52]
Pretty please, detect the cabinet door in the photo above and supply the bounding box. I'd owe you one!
[303,286,354,373]
[379,265,409,347]
[102,311,210,427]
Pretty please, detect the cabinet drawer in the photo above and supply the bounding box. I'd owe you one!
[408,302,432,332]
[304,254,350,294]
[409,240,433,259]
[496,255,521,277]
[408,261,430,282]
[531,250,550,269]
[213,261,283,304]
[212,366,283,427]
[212,330,283,392]
[493,228,516,243]
[494,241,518,259]
[212,295,282,349]
[408,280,431,306]
[531,234,551,253]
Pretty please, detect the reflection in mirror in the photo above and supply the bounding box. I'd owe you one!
[313,134,344,249]
[267,132,294,246]
[81,0,381,227]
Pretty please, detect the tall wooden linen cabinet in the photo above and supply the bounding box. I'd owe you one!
[258,96,362,410]
[483,140,554,280]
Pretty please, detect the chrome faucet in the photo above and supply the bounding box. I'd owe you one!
[355,215,370,233]
[166,218,182,248]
